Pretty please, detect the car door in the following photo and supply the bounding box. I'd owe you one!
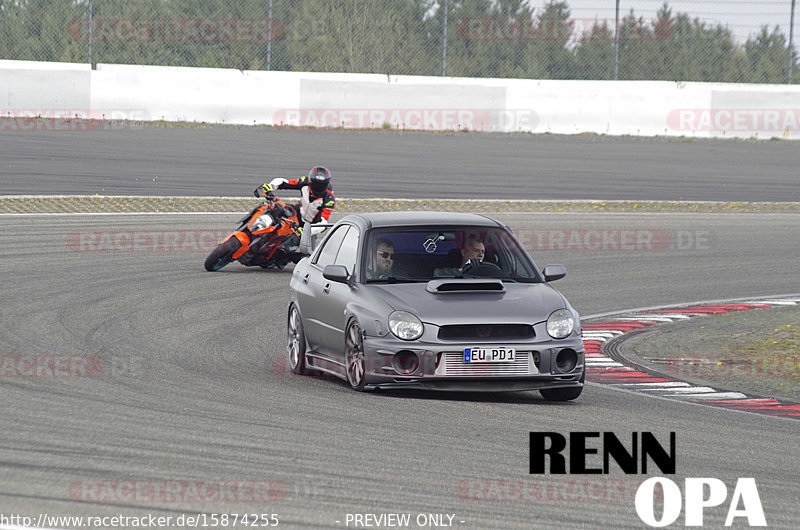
[296,225,350,353]
[315,225,360,360]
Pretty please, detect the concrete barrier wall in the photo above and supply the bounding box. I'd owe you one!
[2,59,799,139]
[0,60,92,114]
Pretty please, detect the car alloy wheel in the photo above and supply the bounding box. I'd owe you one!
[287,305,308,375]
[345,319,367,391]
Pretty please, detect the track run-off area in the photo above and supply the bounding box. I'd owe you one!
[1,128,799,529]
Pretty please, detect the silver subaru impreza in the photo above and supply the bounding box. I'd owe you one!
[287,212,584,400]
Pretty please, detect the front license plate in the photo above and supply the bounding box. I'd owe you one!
[464,347,516,363]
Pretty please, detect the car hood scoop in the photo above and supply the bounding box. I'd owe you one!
[425,279,506,293]
[368,282,565,325]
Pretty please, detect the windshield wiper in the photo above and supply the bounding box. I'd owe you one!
[457,274,519,282]
[366,276,420,283]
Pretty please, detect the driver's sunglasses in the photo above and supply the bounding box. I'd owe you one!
[377,251,394,259]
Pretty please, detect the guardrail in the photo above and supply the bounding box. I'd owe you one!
[2,59,800,139]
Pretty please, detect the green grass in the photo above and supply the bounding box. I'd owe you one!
[734,320,800,387]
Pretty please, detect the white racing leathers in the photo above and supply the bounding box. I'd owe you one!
[299,186,323,223]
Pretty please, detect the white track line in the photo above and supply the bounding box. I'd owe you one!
[682,392,749,400]
[613,382,691,388]
[582,293,800,321]
[586,382,800,423]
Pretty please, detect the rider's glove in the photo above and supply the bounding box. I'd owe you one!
[254,183,273,197]
[269,177,288,189]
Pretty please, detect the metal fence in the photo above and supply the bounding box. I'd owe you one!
[1,0,797,83]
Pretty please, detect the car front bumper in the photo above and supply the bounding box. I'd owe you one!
[360,334,585,392]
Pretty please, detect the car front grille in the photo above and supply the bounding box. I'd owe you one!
[437,324,535,341]
[439,351,535,376]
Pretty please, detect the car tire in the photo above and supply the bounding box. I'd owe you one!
[345,319,367,391]
[539,369,584,401]
[287,304,310,375]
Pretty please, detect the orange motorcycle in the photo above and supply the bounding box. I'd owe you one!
[204,191,302,271]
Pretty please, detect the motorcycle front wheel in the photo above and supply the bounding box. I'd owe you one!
[204,237,241,271]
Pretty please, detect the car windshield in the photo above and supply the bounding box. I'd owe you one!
[363,226,542,283]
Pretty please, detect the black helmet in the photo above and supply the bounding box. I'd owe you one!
[307,166,331,195]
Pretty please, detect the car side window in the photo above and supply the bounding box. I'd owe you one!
[314,226,349,268]
[334,225,359,273]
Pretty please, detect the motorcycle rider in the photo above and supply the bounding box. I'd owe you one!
[255,166,335,224]
[253,166,335,268]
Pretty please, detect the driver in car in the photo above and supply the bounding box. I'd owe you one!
[434,240,485,277]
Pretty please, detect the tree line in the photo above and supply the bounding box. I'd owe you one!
[1,0,797,84]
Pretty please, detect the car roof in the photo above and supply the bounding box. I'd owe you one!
[339,211,503,229]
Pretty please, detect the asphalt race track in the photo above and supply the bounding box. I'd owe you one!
[1,127,799,201]
[1,131,799,529]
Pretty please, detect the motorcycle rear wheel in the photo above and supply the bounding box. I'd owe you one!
[204,237,241,271]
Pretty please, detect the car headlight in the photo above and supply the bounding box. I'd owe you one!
[388,311,424,341]
[546,309,575,339]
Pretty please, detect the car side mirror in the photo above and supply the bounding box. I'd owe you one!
[298,222,334,256]
[323,264,350,283]
[543,264,567,282]
[298,222,314,256]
